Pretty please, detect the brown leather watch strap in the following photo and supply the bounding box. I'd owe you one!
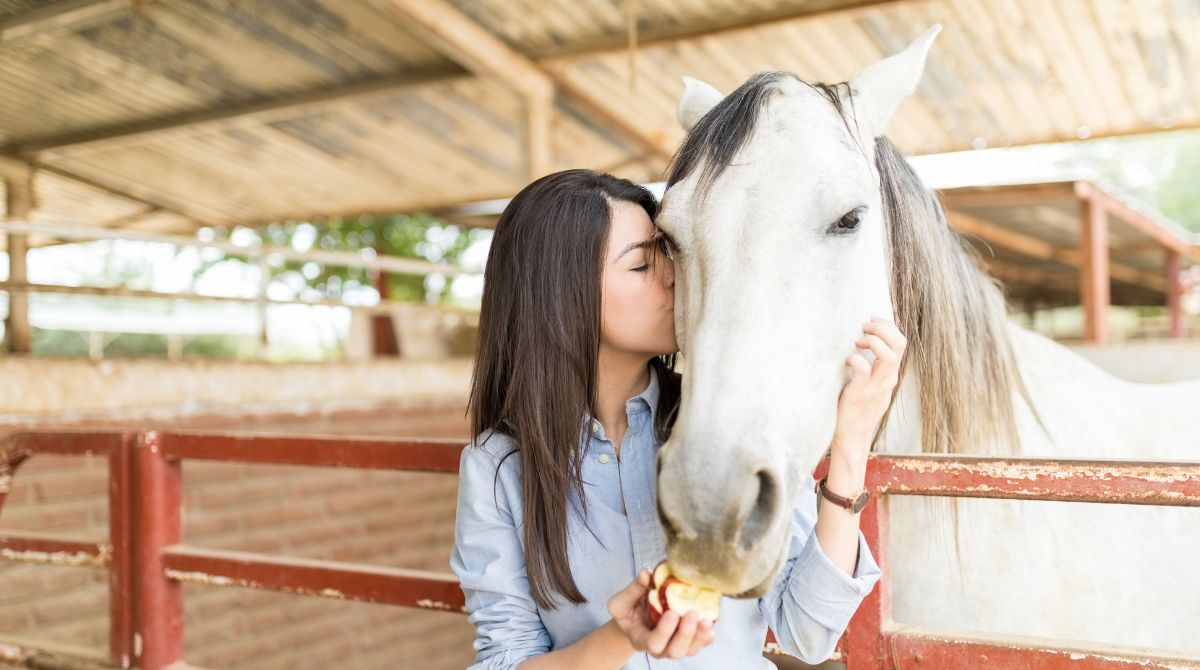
[815,475,869,513]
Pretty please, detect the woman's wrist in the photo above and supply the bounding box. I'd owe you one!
[521,618,635,669]
[829,433,871,471]
[599,618,637,661]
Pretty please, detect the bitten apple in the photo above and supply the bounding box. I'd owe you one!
[644,560,720,628]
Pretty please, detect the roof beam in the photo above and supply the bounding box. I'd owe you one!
[1,1,913,165]
[948,210,1166,292]
[1074,181,1199,259]
[0,154,230,232]
[32,160,232,223]
[531,0,910,59]
[381,0,674,162]
[0,0,133,44]
[381,0,553,100]
[8,68,468,159]
[0,154,29,181]
[937,182,1080,209]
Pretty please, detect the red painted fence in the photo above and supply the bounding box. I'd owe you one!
[2,429,1199,669]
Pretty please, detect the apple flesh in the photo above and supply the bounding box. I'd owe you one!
[644,560,720,628]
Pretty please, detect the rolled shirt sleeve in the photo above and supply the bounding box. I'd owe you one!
[450,441,552,670]
[758,474,883,665]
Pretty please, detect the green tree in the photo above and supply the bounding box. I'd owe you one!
[1059,129,1200,233]
[196,213,485,305]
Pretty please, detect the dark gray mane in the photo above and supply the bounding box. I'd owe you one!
[664,71,861,201]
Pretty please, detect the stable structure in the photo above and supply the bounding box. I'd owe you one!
[940,180,1200,343]
[3,0,1200,352]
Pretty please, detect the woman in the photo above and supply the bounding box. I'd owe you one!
[451,169,905,669]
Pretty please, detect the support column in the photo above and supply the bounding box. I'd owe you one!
[1165,250,1184,339]
[371,269,401,357]
[1078,194,1110,344]
[4,168,34,354]
[256,252,270,359]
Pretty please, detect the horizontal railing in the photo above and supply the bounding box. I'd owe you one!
[2,430,1199,669]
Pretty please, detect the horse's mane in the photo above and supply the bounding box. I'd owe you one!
[666,70,1044,461]
[873,135,1046,459]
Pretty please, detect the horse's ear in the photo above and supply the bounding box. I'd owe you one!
[847,24,941,139]
[677,76,724,131]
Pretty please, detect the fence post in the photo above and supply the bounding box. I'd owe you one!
[135,432,184,669]
[108,433,137,669]
[844,492,890,670]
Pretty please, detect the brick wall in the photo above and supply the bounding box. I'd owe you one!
[0,405,476,669]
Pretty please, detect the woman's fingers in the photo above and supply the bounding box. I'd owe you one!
[855,333,897,368]
[637,568,652,588]
[608,569,651,622]
[686,619,715,656]
[645,611,679,657]
[664,611,699,658]
[846,353,872,382]
[863,318,907,354]
[616,570,650,609]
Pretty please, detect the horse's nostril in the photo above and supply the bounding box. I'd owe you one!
[739,468,779,553]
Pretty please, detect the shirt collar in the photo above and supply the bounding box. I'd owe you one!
[630,363,661,416]
[580,362,662,432]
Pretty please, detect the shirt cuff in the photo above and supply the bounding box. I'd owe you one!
[787,525,883,632]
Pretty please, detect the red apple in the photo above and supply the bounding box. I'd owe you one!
[644,560,720,628]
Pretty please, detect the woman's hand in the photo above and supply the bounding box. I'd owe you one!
[607,568,716,660]
[833,316,908,461]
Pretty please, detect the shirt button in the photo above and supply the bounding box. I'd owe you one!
[598,454,610,464]
[591,421,600,433]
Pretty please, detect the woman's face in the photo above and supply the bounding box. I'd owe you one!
[600,199,677,358]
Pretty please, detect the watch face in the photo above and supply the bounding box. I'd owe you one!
[851,491,870,513]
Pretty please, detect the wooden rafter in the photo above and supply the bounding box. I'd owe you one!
[382,0,562,182]
[938,182,1080,209]
[379,0,673,165]
[948,210,1165,292]
[0,154,29,182]
[10,69,468,159]
[0,0,133,44]
[0,1,918,169]
[530,0,911,59]
[1074,181,1198,260]
[40,161,230,224]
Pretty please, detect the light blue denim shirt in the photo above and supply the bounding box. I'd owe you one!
[450,365,882,669]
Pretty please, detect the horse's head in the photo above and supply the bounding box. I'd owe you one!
[654,26,941,597]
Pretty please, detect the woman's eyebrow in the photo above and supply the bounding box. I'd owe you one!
[615,239,654,261]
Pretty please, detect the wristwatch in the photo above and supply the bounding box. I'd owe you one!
[815,476,870,514]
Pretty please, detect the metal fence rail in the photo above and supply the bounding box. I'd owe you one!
[2,430,1199,669]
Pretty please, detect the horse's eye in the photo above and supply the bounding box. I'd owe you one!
[829,206,867,235]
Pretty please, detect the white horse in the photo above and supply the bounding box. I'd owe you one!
[653,25,1200,655]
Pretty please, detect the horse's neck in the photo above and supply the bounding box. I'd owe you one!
[879,320,1200,460]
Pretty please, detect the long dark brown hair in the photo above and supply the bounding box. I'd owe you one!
[468,168,682,610]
